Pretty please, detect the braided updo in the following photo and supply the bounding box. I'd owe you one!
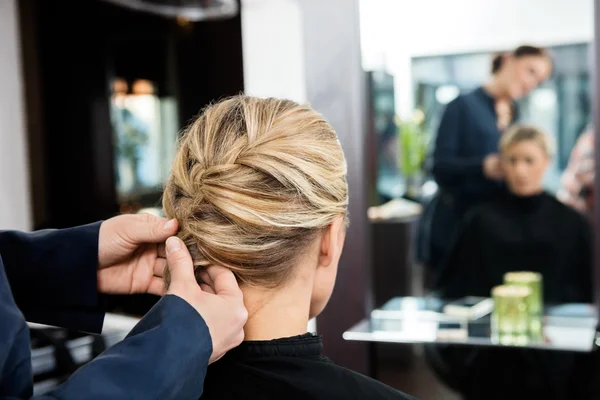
[162,96,348,288]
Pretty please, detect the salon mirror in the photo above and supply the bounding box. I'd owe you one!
[355,0,598,398]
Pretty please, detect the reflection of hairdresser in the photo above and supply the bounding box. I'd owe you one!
[423,46,552,272]
[429,126,593,400]
[558,124,594,217]
[0,214,247,399]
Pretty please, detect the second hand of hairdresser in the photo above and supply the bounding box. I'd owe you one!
[98,214,248,364]
[1,214,247,399]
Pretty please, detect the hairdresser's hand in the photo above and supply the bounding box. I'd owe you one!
[97,214,179,295]
[165,236,247,364]
[483,154,504,181]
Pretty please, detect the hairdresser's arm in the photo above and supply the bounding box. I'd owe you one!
[434,212,485,299]
[0,214,180,333]
[433,98,487,188]
[0,224,106,332]
[31,240,246,400]
[27,295,212,400]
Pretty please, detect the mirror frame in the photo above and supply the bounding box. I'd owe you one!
[594,0,600,327]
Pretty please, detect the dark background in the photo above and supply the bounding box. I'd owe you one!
[19,0,244,230]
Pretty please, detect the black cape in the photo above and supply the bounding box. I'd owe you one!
[200,333,415,400]
[437,191,593,303]
[429,192,596,400]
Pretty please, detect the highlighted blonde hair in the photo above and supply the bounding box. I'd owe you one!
[162,96,348,288]
[500,124,555,157]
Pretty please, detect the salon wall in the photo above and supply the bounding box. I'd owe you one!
[298,0,372,374]
[0,0,32,231]
[241,0,307,102]
[241,0,313,331]
[360,0,594,117]
[242,0,371,372]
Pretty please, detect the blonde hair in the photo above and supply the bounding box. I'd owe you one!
[499,124,555,157]
[162,96,348,288]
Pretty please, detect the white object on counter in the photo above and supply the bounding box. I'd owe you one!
[367,198,423,221]
[28,313,140,336]
[101,312,141,334]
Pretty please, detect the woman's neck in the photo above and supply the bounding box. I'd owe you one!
[509,188,544,198]
[483,79,510,101]
[506,189,545,212]
[241,279,313,341]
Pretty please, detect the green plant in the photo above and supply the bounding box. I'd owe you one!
[397,109,428,178]
[117,108,150,162]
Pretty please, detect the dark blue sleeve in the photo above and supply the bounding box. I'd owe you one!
[0,254,34,399]
[0,224,105,333]
[38,295,211,400]
[0,286,211,399]
[434,212,482,299]
[433,98,486,187]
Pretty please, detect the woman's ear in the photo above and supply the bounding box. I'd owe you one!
[318,215,346,268]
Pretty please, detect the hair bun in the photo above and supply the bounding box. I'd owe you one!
[162,96,349,289]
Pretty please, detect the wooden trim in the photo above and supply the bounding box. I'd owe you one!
[17,0,47,228]
[300,0,374,375]
[594,0,600,321]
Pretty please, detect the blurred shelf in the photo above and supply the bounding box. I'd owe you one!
[30,313,140,395]
[344,297,598,353]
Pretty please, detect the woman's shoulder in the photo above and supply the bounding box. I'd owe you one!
[444,87,488,116]
[445,92,467,110]
[202,352,416,400]
[463,200,499,225]
[541,192,590,225]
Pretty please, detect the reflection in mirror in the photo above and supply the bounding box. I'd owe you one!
[345,297,597,352]
[110,77,178,214]
[360,0,596,398]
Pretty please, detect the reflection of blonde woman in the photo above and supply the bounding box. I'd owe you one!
[432,125,593,400]
[162,96,414,400]
[438,125,592,302]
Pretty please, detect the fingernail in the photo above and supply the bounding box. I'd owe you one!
[164,219,177,232]
[166,237,181,254]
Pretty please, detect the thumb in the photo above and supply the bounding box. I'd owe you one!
[126,214,179,244]
[165,237,196,285]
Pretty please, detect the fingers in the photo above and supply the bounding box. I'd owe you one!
[204,265,242,297]
[154,258,167,278]
[162,218,179,237]
[157,242,166,259]
[200,283,216,295]
[197,268,213,287]
[124,214,179,245]
[147,277,165,296]
[165,236,196,284]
